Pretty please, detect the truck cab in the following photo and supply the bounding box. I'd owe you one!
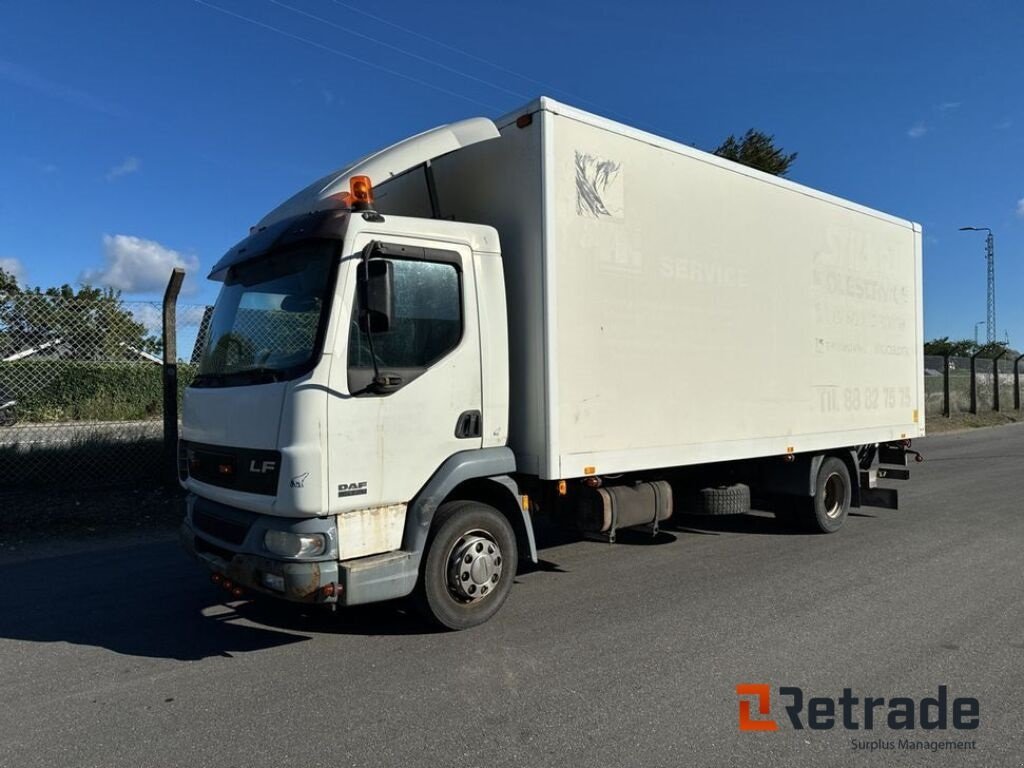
[180,118,534,629]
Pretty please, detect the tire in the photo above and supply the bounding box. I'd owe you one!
[800,456,851,534]
[414,500,517,630]
[696,483,751,515]
[0,407,15,427]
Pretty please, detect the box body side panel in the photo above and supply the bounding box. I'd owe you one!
[549,112,922,478]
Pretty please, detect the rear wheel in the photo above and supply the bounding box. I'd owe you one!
[414,500,517,630]
[801,456,851,533]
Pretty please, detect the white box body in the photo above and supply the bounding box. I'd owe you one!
[430,99,923,480]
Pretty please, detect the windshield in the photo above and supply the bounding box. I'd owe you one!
[193,242,337,386]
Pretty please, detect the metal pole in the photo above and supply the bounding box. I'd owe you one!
[1015,353,1024,412]
[942,354,951,417]
[961,227,996,346]
[986,232,995,344]
[969,350,982,415]
[993,349,1007,412]
[162,268,186,488]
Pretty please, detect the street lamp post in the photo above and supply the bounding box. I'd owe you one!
[959,227,995,344]
[974,321,986,347]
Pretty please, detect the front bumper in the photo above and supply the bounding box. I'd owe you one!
[180,494,340,603]
[181,494,419,606]
[180,523,339,603]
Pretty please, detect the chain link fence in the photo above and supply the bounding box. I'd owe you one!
[0,292,211,497]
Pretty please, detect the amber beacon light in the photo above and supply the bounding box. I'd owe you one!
[349,175,374,211]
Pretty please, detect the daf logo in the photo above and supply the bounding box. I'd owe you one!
[249,459,277,474]
[338,481,368,498]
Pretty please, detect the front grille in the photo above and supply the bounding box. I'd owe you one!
[188,448,237,488]
[183,440,281,496]
[192,508,250,545]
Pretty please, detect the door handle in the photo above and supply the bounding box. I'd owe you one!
[455,410,482,439]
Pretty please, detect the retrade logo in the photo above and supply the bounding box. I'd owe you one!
[736,684,778,732]
[736,685,979,732]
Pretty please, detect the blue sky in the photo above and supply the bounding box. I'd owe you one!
[1,0,1021,344]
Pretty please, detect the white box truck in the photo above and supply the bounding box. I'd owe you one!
[180,97,924,628]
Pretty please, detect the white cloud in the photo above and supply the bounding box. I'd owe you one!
[937,101,961,111]
[80,234,199,294]
[907,122,927,139]
[0,256,26,282]
[106,156,140,181]
[996,118,1012,130]
[1016,198,1024,218]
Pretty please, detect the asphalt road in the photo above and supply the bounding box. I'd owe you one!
[1,426,1022,767]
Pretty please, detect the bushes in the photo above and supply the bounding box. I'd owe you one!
[0,360,196,422]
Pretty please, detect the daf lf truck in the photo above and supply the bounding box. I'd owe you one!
[180,97,924,629]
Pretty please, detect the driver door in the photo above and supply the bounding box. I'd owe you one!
[327,234,482,517]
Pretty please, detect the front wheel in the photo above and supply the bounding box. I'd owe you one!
[414,500,518,630]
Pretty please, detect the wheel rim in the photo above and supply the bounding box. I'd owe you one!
[823,472,846,519]
[446,528,503,604]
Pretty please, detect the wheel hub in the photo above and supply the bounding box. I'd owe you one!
[823,472,845,519]
[447,531,503,603]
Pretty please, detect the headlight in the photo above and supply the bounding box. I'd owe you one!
[264,530,326,558]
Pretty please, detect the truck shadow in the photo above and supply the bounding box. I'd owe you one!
[233,599,435,636]
[0,538,470,658]
[0,540,317,661]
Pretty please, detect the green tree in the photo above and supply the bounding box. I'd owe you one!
[923,337,975,356]
[713,129,797,176]
[0,273,160,361]
[923,337,1019,358]
[0,266,18,297]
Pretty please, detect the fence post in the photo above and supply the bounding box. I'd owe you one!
[969,350,982,415]
[993,350,1007,412]
[162,268,186,488]
[1015,353,1024,412]
[942,354,950,417]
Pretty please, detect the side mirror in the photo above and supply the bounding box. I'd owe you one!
[360,258,394,333]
